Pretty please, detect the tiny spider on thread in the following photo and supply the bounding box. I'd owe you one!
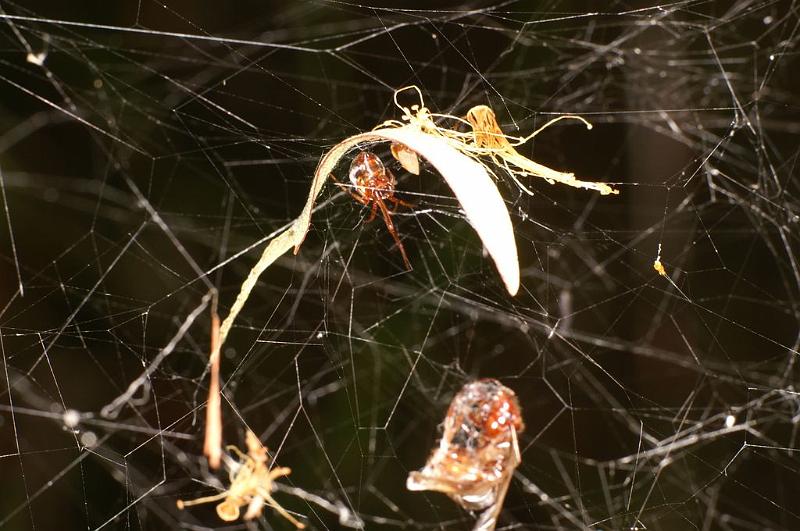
[333,146,415,270]
[177,430,305,528]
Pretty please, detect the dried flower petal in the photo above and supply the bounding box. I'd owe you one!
[466,105,619,196]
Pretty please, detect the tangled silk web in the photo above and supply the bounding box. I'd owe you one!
[0,1,799,530]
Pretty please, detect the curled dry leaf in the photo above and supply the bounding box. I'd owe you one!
[407,379,524,531]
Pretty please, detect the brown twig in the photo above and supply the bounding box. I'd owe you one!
[203,295,222,469]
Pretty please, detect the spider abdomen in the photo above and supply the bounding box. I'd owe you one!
[349,151,397,199]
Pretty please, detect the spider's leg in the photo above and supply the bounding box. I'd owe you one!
[388,195,414,212]
[176,491,229,509]
[257,490,306,529]
[377,199,412,270]
[366,200,379,222]
[226,444,248,461]
[329,173,369,204]
[328,172,346,188]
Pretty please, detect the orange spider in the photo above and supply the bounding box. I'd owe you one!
[335,148,414,270]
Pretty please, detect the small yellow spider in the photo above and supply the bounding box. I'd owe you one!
[177,430,305,528]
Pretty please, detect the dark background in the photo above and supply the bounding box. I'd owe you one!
[0,1,798,530]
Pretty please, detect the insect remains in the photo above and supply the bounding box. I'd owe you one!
[336,148,414,270]
[177,430,305,528]
[407,379,524,531]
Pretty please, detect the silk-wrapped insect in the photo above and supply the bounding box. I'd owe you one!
[407,379,524,531]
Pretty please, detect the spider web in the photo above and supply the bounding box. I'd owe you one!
[0,1,799,530]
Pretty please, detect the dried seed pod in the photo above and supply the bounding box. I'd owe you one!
[407,379,524,531]
[390,142,420,175]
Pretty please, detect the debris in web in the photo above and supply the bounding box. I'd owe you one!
[380,86,618,196]
[0,4,796,530]
[407,379,524,531]
[466,105,618,196]
[0,3,794,530]
[178,429,306,528]
[653,243,667,277]
[203,298,223,469]
[201,91,517,463]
